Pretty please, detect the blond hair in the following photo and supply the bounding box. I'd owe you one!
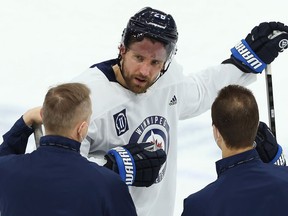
[42,82,91,135]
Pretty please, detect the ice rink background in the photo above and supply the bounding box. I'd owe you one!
[1,1,287,215]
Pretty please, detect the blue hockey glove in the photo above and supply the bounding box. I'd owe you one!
[224,22,288,73]
[104,142,167,187]
[255,121,286,166]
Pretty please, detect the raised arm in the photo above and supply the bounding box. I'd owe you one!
[0,107,42,156]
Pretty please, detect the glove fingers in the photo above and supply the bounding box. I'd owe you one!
[119,142,167,187]
[251,22,272,39]
[268,21,288,33]
[257,43,279,64]
[133,159,164,187]
[139,142,155,151]
[252,22,288,38]
[255,121,278,163]
[247,22,288,52]
[134,149,167,167]
[124,142,154,155]
[155,149,167,164]
[133,169,159,187]
[125,143,167,164]
[133,149,166,186]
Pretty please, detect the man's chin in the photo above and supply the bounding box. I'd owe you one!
[130,85,148,94]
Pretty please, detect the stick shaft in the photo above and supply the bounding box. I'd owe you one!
[265,64,276,137]
[33,124,43,148]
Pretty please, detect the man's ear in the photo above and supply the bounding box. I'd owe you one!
[213,125,220,140]
[213,124,223,149]
[119,44,127,55]
[212,125,217,137]
[77,121,87,135]
[40,108,43,118]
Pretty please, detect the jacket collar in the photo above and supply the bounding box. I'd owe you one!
[39,135,81,152]
[216,149,261,176]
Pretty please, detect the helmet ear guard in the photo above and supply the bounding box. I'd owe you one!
[120,7,178,74]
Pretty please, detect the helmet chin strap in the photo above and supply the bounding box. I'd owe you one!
[153,70,163,84]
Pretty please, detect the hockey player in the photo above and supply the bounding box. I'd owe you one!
[72,7,288,216]
[0,83,137,216]
[181,85,288,216]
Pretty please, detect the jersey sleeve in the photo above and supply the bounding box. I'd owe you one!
[177,63,257,119]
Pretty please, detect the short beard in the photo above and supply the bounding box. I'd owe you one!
[121,60,151,94]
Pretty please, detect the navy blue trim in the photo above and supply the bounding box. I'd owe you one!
[90,59,118,82]
[40,135,81,152]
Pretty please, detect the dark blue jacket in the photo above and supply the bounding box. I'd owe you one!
[182,149,288,216]
[0,117,137,216]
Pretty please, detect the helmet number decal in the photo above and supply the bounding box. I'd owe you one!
[154,13,166,20]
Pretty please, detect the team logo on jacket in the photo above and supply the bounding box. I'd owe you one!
[129,115,170,183]
[113,109,129,136]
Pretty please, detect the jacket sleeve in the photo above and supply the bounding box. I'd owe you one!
[0,116,34,156]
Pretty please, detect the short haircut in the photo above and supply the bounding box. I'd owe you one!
[211,85,259,149]
[42,82,91,135]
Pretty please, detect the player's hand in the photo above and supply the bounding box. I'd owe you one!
[245,22,288,64]
[255,121,286,166]
[104,142,167,187]
[227,22,288,73]
[23,106,43,127]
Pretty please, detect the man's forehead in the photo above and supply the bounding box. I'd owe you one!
[128,39,168,59]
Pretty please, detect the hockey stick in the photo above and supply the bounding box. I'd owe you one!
[265,64,276,137]
[264,30,287,137]
[33,124,43,148]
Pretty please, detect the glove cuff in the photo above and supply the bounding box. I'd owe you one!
[270,144,286,166]
[222,56,254,73]
[107,147,136,185]
[231,39,266,73]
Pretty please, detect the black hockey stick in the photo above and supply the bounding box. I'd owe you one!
[265,64,276,137]
[265,30,288,137]
[33,124,43,148]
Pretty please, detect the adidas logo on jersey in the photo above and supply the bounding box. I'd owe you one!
[169,95,177,105]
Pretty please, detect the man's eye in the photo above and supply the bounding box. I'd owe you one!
[135,56,143,61]
[152,60,161,65]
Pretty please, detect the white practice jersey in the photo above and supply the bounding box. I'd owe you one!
[72,59,256,216]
